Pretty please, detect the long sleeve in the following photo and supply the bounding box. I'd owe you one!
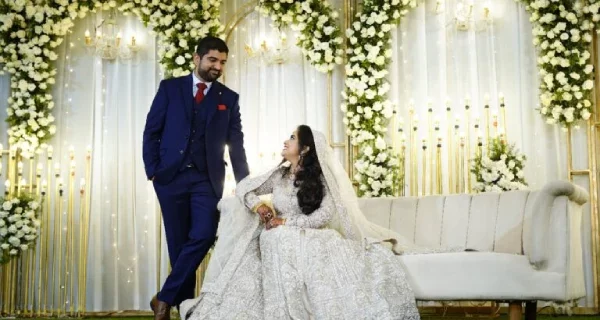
[227,95,250,183]
[285,187,334,229]
[243,173,277,211]
[142,80,168,180]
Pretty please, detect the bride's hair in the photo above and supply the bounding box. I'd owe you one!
[285,125,324,215]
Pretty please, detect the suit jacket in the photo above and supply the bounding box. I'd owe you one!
[142,73,250,197]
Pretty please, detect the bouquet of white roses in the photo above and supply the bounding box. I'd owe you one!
[471,137,528,193]
[0,194,41,264]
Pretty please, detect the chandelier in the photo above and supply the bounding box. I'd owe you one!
[244,32,290,65]
[436,0,493,32]
[83,9,139,61]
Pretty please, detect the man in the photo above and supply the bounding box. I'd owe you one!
[142,36,250,320]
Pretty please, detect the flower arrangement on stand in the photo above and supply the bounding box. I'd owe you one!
[0,194,41,265]
[471,137,528,193]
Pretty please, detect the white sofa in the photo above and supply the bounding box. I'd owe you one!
[357,181,589,320]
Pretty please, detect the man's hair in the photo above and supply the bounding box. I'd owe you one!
[195,36,229,58]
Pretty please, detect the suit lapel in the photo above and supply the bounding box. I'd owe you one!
[180,74,193,121]
[203,81,221,127]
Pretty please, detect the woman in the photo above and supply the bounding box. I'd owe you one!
[180,125,423,319]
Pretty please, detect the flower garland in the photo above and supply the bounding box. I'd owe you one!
[471,137,528,193]
[0,0,223,155]
[342,0,418,197]
[256,0,344,73]
[0,194,41,264]
[518,0,595,127]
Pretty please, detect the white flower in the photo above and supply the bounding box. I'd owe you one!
[375,137,386,150]
[582,109,591,120]
[175,56,186,65]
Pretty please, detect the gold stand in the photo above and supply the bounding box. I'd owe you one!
[0,146,93,317]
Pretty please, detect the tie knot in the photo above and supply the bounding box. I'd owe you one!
[197,82,207,90]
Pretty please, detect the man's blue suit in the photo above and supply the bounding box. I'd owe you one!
[142,73,249,306]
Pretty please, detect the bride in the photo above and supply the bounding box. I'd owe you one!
[180,125,423,319]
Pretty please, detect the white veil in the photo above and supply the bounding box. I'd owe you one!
[312,131,424,253]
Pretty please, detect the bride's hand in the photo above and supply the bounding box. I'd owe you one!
[266,218,286,230]
[256,204,274,224]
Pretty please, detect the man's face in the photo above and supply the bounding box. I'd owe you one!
[194,49,227,82]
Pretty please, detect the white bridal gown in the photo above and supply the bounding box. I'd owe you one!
[180,167,421,320]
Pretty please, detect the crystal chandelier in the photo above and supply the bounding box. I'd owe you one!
[84,9,140,61]
[244,32,290,65]
[436,0,493,32]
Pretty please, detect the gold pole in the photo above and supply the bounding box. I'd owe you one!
[408,107,414,195]
[344,0,353,178]
[24,241,31,315]
[58,180,65,316]
[436,137,442,194]
[589,33,600,311]
[434,120,440,194]
[43,147,52,315]
[460,135,466,193]
[500,95,507,141]
[39,180,48,317]
[465,100,472,193]
[484,102,490,150]
[412,123,419,196]
[428,106,434,195]
[65,160,74,316]
[35,164,42,316]
[1,263,7,315]
[28,156,33,194]
[53,176,63,316]
[81,148,92,315]
[8,259,15,315]
[422,139,427,197]
[77,184,85,316]
[400,142,406,196]
[446,103,454,193]
[454,122,461,193]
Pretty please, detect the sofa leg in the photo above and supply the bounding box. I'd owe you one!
[508,301,523,320]
[525,301,537,320]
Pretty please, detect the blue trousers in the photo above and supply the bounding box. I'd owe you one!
[153,168,219,306]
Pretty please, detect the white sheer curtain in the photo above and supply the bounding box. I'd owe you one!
[389,0,593,307]
[219,0,347,195]
[0,12,163,311]
[51,12,161,311]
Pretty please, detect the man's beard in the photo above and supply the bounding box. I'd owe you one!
[198,66,221,82]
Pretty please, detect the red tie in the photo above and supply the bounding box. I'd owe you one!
[195,83,207,104]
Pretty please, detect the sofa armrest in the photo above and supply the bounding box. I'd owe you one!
[528,181,588,269]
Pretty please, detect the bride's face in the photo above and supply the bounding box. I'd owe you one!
[282,130,300,161]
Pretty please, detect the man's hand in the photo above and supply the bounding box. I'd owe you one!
[266,217,285,230]
[256,204,274,224]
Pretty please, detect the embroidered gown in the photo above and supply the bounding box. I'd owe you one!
[180,168,420,320]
